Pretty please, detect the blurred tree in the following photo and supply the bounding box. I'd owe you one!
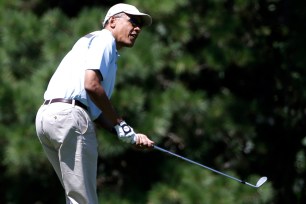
[0,0,305,203]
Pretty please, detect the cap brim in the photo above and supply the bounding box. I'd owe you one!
[125,12,152,27]
[140,14,152,27]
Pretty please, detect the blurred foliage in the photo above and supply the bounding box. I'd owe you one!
[148,163,273,204]
[1,0,305,203]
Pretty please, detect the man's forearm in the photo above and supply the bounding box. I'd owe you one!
[84,69,122,126]
[94,114,117,134]
[87,89,122,126]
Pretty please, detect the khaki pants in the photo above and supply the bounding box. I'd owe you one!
[35,102,98,204]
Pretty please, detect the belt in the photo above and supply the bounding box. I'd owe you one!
[44,98,88,111]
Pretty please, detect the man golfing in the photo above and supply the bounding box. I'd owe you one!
[35,3,154,204]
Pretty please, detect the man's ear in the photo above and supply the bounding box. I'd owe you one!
[108,16,117,28]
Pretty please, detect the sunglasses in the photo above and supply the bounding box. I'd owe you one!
[127,16,143,28]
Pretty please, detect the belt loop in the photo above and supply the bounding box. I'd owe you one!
[48,99,52,105]
[72,99,76,107]
[42,100,51,106]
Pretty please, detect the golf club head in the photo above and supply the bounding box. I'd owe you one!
[256,177,268,188]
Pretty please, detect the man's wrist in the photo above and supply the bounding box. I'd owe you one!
[114,120,136,144]
[115,118,123,126]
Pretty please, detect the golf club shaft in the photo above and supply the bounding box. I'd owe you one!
[154,145,249,185]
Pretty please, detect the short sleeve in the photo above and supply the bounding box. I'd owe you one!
[85,34,115,79]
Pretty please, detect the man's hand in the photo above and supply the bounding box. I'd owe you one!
[114,121,137,143]
[134,133,154,148]
[114,121,154,148]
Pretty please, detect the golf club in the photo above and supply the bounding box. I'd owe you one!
[154,145,268,188]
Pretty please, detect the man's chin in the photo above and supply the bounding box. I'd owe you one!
[118,41,135,49]
[117,43,132,49]
[125,43,135,48]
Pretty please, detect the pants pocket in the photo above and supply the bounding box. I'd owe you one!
[72,108,89,135]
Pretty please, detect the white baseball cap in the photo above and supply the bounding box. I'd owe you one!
[103,3,152,27]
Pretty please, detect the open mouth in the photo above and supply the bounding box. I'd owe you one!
[130,33,138,40]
